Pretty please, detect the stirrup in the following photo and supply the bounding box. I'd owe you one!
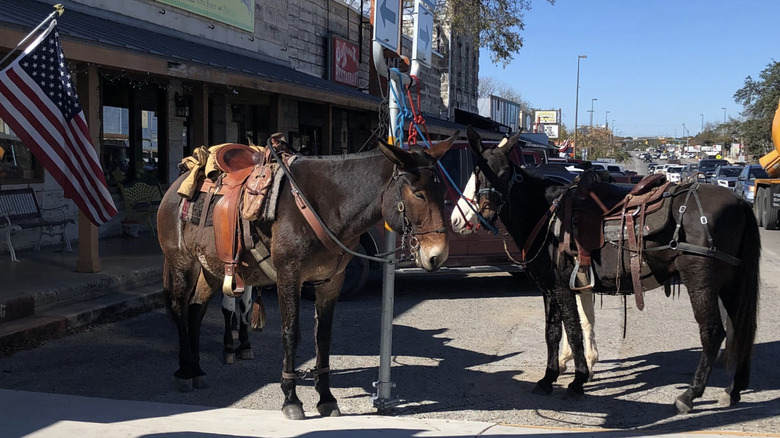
[569,258,595,290]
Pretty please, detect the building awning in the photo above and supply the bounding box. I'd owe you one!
[0,1,381,110]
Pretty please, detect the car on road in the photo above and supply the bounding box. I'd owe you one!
[665,165,686,184]
[710,165,743,191]
[697,158,730,182]
[734,164,770,205]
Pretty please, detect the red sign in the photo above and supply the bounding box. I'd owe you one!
[331,37,360,88]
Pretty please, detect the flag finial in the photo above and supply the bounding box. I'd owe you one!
[54,4,65,16]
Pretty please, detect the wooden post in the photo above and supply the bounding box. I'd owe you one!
[76,63,101,273]
[192,83,208,149]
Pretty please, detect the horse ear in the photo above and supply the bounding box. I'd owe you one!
[424,130,459,161]
[378,141,417,169]
[498,131,521,157]
[466,125,484,156]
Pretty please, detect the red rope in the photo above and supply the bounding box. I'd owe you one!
[404,75,475,229]
[406,75,431,145]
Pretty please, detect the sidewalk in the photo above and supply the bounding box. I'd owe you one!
[0,232,165,354]
[2,388,773,438]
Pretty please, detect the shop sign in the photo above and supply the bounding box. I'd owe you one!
[331,37,360,88]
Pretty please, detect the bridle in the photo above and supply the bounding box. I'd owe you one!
[379,164,448,261]
[472,159,521,220]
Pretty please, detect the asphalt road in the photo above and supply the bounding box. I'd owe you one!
[0,224,779,435]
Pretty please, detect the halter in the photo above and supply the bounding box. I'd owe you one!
[379,164,448,261]
[473,164,522,218]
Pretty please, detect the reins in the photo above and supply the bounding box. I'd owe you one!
[268,144,444,264]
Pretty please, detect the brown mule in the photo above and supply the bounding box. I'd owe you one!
[157,135,457,419]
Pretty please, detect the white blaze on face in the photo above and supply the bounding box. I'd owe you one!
[451,173,478,234]
[450,136,509,234]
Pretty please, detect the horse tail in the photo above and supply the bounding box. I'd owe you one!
[726,202,760,370]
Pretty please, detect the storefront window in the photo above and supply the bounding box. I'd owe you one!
[0,118,44,184]
[101,106,159,184]
[102,106,129,184]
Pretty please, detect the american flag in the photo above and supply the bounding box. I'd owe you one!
[0,20,116,226]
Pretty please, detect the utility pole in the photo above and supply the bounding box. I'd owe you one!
[573,55,586,157]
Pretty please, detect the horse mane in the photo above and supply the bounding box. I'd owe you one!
[297,148,381,162]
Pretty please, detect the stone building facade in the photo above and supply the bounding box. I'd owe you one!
[0,0,485,255]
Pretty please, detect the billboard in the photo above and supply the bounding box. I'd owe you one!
[534,110,558,124]
[156,0,254,32]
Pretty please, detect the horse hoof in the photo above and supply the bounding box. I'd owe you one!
[282,403,305,420]
[193,375,210,389]
[224,352,236,365]
[674,395,693,414]
[558,363,568,374]
[317,401,342,417]
[532,382,553,395]
[175,377,193,392]
[232,330,239,341]
[239,349,254,360]
[588,371,595,382]
[719,386,740,406]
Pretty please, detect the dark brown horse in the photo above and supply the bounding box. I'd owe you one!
[157,136,455,419]
[454,127,759,414]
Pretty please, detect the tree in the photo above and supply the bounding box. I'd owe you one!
[345,1,553,67]
[733,61,780,160]
[440,0,555,66]
[479,76,533,112]
[576,127,629,162]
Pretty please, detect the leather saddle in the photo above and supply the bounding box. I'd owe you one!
[562,171,671,310]
[199,144,277,297]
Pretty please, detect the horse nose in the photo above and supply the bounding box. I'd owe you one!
[452,215,462,228]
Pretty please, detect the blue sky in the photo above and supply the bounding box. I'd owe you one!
[479,0,779,138]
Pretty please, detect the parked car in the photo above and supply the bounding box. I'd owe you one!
[349,139,580,298]
[734,164,770,206]
[710,165,743,191]
[697,158,730,182]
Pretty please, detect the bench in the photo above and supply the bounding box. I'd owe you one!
[0,188,76,262]
[117,181,163,236]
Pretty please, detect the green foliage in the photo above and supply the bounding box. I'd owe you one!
[443,0,555,66]
[575,127,629,162]
[733,61,780,160]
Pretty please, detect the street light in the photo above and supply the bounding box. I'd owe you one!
[573,55,587,157]
[722,107,727,124]
[589,98,598,127]
[605,110,610,128]
[700,113,704,133]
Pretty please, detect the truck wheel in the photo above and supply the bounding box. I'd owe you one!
[755,188,765,227]
[339,243,370,301]
[765,188,778,230]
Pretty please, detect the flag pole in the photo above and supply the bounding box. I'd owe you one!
[0,4,64,67]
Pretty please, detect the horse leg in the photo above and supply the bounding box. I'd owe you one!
[185,272,214,390]
[221,295,238,364]
[559,290,598,381]
[534,294,563,395]
[164,260,202,392]
[715,298,732,366]
[313,279,342,417]
[674,287,726,414]
[235,285,255,360]
[277,278,305,420]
